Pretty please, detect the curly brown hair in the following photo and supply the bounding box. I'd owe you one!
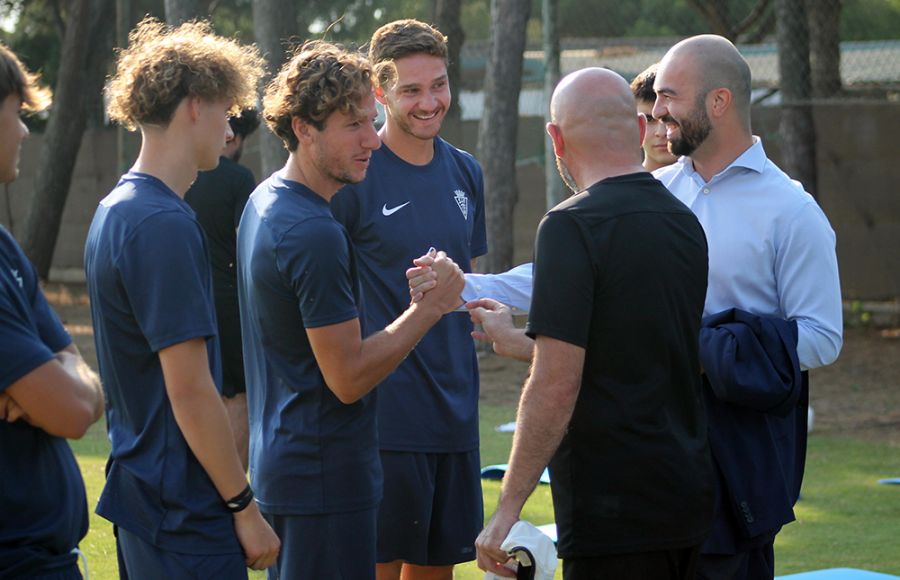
[368,19,448,89]
[105,17,264,131]
[0,42,51,112]
[262,40,372,152]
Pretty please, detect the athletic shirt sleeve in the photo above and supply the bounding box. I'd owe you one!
[525,210,594,348]
[278,216,359,329]
[0,232,71,391]
[116,211,217,352]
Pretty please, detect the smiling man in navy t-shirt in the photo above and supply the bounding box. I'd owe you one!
[239,41,465,580]
[330,21,486,580]
[84,19,278,578]
[0,43,104,580]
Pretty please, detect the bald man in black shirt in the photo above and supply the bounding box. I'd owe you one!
[469,68,715,580]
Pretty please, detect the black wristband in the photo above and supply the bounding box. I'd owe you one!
[225,484,254,513]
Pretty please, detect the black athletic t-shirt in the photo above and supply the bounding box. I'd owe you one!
[526,172,715,558]
[185,156,256,393]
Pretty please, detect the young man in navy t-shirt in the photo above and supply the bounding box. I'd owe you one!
[84,19,279,578]
[239,41,465,580]
[330,20,486,580]
[0,42,104,580]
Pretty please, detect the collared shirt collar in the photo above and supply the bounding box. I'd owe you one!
[679,136,767,185]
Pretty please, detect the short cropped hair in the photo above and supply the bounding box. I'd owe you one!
[262,41,372,152]
[0,42,51,112]
[630,63,658,104]
[368,19,448,89]
[105,17,264,131]
[229,108,261,139]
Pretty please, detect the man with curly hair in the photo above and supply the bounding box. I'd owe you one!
[0,42,105,580]
[238,40,465,579]
[83,18,279,578]
[330,21,486,579]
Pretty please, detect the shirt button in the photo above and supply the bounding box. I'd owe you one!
[703,188,710,194]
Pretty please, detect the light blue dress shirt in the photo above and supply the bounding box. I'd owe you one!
[462,262,533,312]
[654,137,843,370]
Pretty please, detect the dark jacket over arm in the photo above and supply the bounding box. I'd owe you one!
[699,308,808,550]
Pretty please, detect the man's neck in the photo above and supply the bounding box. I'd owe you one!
[380,122,435,166]
[576,161,646,191]
[282,153,340,203]
[131,132,200,198]
[689,131,754,182]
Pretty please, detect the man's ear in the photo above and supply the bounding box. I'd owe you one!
[708,87,732,119]
[637,112,647,145]
[185,95,202,123]
[546,122,565,158]
[291,116,313,146]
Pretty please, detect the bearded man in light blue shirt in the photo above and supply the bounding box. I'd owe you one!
[649,35,842,580]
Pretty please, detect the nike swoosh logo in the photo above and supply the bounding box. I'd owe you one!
[382,201,411,216]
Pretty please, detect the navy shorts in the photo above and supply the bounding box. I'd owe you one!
[263,508,377,580]
[116,527,246,580]
[377,449,483,566]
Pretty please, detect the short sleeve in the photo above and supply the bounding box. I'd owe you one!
[0,297,57,392]
[27,268,72,354]
[278,217,359,329]
[525,211,594,347]
[117,211,217,352]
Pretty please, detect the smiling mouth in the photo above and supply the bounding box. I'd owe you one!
[413,111,440,121]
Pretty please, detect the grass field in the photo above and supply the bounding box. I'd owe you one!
[69,403,900,579]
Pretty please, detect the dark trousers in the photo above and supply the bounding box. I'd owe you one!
[696,542,775,580]
[563,545,701,580]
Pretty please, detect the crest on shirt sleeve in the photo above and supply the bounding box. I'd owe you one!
[453,189,468,219]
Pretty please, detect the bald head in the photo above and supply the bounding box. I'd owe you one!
[661,34,752,119]
[550,67,642,164]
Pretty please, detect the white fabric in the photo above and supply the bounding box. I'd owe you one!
[484,520,558,580]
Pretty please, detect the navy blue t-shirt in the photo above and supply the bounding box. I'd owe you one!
[331,138,487,452]
[84,172,239,555]
[0,226,86,577]
[238,172,381,515]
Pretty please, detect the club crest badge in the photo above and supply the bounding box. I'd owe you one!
[453,189,468,219]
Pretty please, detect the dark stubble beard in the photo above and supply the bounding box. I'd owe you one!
[668,94,712,157]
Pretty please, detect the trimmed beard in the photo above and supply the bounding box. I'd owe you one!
[668,94,712,157]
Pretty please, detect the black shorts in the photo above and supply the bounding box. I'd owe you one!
[376,449,483,566]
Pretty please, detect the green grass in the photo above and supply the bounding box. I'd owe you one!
[70,406,900,578]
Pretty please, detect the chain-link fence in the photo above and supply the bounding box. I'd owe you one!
[451,0,900,297]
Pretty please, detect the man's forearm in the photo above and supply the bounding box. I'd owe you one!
[169,383,249,500]
[322,301,445,404]
[59,345,104,421]
[496,337,583,517]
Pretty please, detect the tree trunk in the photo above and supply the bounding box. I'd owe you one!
[775,0,818,196]
[253,0,297,178]
[542,0,564,211]
[806,0,842,99]
[164,0,201,24]
[476,0,531,273]
[21,0,116,279]
[434,0,464,145]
